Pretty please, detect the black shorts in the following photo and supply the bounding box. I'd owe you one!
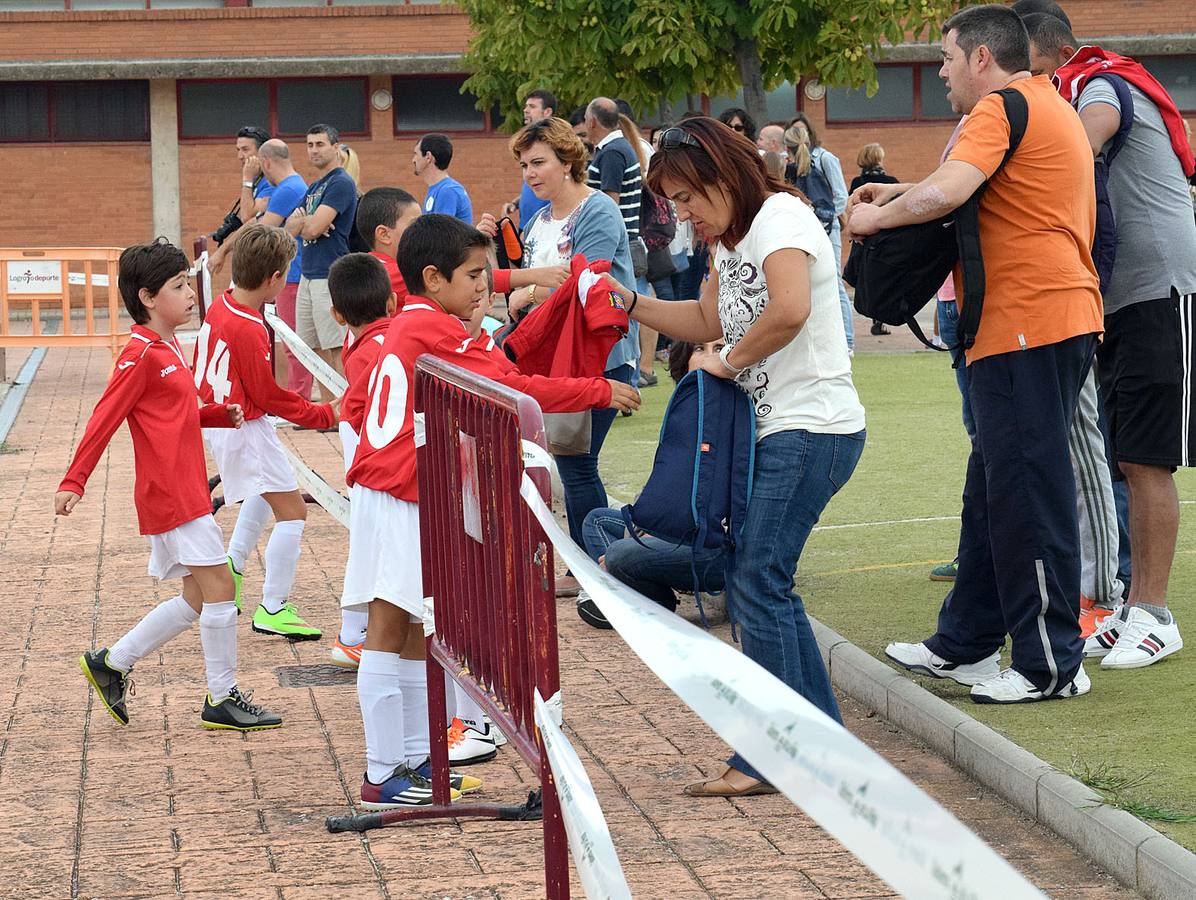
[1097,290,1196,473]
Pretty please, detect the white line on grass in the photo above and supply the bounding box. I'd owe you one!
[813,515,959,532]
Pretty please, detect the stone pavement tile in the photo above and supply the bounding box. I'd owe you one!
[695,865,828,899]
[74,847,189,899]
[279,885,389,900]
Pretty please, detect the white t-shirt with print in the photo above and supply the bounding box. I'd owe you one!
[714,192,865,439]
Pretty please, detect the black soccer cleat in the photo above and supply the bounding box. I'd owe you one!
[201,686,283,732]
[79,649,132,726]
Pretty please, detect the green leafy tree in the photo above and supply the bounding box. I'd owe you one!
[459,0,964,130]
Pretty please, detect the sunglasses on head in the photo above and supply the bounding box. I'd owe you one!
[659,127,703,151]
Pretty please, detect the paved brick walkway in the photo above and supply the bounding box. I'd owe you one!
[0,346,1135,899]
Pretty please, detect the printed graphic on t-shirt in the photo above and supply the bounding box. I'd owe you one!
[716,256,772,416]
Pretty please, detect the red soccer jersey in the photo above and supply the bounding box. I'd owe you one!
[347,299,612,501]
[59,325,233,535]
[194,291,335,429]
[340,316,390,432]
[371,251,409,310]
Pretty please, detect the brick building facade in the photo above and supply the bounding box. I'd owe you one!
[0,0,1193,262]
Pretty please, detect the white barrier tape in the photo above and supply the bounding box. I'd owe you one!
[280,444,350,529]
[262,303,348,396]
[521,438,554,471]
[519,474,1044,900]
[534,690,631,900]
[422,596,436,637]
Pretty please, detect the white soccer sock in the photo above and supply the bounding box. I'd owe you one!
[358,649,406,784]
[397,657,430,765]
[107,594,198,672]
[338,608,369,646]
[453,679,486,730]
[261,519,304,615]
[227,494,272,572]
[198,601,238,699]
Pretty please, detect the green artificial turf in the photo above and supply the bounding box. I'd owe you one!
[601,352,1196,850]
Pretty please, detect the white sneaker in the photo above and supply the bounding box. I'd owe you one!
[1101,606,1183,669]
[484,715,508,747]
[1084,604,1126,658]
[884,641,1001,686]
[971,665,1091,704]
[447,716,498,765]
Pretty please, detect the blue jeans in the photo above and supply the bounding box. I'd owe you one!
[581,507,726,610]
[831,225,853,350]
[724,427,866,782]
[676,245,708,302]
[937,300,975,441]
[555,366,634,549]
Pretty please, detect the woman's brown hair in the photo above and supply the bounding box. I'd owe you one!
[646,117,800,250]
[509,117,589,183]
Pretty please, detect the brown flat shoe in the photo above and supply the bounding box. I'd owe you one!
[684,766,779,798]
[555,575,581,598]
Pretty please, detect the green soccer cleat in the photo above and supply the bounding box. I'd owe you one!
[252,603,322,641]
[228,557,243,614]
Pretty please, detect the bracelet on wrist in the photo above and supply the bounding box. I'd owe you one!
[719,343,746,376]
[627,291,638,316]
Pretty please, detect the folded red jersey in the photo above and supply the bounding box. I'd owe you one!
[502,254,629,378]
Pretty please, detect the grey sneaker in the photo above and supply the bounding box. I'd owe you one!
[201,686,282,732]
[80,649,132,726]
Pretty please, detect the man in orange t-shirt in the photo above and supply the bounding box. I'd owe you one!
[850,4,1101,705]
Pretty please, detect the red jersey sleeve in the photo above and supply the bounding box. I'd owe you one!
[432,332,611,412]
[492,268,513,295]
[198,403,234,428]
[59,352,147,499]
[231,320,336,428]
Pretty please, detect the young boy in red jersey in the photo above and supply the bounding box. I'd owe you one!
[326,252,396,668]
[356,187,420,307]
[61,238,282,732]
[344,214,639,808]
[194,224,337,641]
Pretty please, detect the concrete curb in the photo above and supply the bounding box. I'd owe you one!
[809,616,1196,900]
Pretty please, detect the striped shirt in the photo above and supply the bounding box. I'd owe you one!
[587,133,642,240]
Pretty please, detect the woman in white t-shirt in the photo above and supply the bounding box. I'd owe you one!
[604,117,866,799]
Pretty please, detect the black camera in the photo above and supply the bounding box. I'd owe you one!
[210,209,243,247]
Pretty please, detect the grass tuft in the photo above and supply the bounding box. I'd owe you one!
[1068,755,1196,823]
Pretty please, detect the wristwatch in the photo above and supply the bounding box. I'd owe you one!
[719,343,746,376]
[242,180,255,189]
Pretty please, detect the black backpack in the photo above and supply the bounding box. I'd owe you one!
[1089,74,1135,294]
[847,88,1028,365]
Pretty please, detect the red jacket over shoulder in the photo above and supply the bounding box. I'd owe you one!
[194,290,335,429]
[59,325,232,535]
[347,299,611,501]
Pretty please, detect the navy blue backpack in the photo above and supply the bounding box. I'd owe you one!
[620,370,756,623]
[1089,73,1135,294]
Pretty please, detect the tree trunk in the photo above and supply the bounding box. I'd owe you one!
[734,35,767,128]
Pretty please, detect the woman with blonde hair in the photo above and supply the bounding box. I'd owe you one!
[507,117,640,592]
[849,143,899,335]
[338,144,369,252]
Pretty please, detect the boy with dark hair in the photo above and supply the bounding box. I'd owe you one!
[196,224,338,642]
[62,238,282,732]
[344,214,639,806]
[413,134,473,223]
[1009,0,1071,29]
[327,251,398,668]
[355,187,421,302]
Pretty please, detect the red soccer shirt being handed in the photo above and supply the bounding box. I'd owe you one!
[194,290,335,429]
[59,325,232,535]
[347,299,611,502]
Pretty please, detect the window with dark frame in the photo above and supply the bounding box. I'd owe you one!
[825,64,957,124]
[392,76,491,133]
[1139,56,1196,113]
[0,80,148,143]
[177,78,368,139]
